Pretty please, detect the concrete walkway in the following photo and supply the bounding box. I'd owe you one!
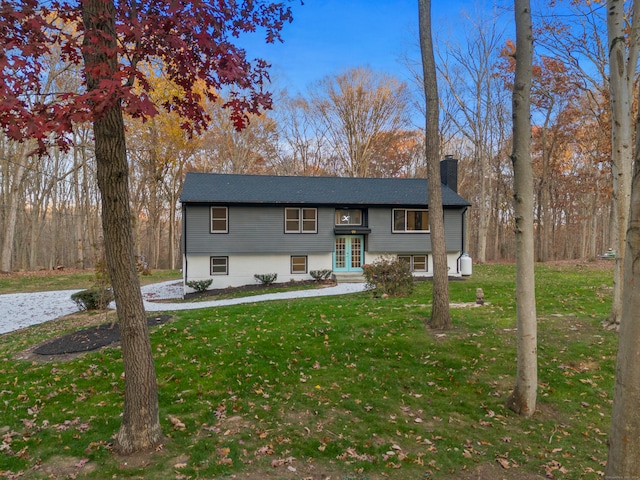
[0,280,367,335]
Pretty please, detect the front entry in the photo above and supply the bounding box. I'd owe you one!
[333,235,364,272]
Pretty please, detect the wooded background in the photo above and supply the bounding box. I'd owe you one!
[0,3,614,273]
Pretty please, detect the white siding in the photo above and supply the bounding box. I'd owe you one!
[184,253,333,293]
[365,252,462,277]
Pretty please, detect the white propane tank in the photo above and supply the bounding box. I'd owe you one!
[460,253,472,276]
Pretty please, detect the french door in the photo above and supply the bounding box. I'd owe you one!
[333,235,364,272]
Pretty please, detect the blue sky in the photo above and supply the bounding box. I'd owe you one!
[239,0,510,96]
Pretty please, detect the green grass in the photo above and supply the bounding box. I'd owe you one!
[0,263,616,479]
[0,269,181,294]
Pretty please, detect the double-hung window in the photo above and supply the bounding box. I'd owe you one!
[285,208,317,233]
[210,207,228,233]
[291,256,308,274]
[392,209,429,233]
[210,256,228,275]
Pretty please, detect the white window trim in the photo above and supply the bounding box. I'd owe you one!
[285,207,317,233]
[210,256,229,275]
[291,255,308,274]
[398,254,428,272]
[392,208,430,233]
[210,206,228,233]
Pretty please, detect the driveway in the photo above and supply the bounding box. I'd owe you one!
[0,281,367,335]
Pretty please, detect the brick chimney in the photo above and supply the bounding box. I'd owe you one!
[440,155,458,193]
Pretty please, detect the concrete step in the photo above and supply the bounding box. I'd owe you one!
[332,272,365,283]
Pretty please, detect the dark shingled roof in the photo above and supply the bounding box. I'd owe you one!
[180,172,471,207]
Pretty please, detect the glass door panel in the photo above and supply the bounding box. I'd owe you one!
[335,237,346,269]
[334,236,363,272]
[351,237,362,269]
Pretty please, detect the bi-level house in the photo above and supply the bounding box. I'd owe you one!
[179,158,471,294]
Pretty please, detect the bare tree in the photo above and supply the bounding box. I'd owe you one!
[0,139,31,272]
[202,97,278,174]
[436,10,509,263]
[606,0,640,474]
[271,94,330,176]
[309,67,411,177]
[505,0,537,417]
[607,49,640,478]
[418,0,450,329]
[605,0,639,328]
[535,1,613,263]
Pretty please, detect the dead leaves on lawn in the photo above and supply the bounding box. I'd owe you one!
[167,414,186,431]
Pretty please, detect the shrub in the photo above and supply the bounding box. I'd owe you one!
[254,273,278,285]
[362,255,414,297]
[310,269,332,281]
[186,279,213,293]
[71,287,114,310]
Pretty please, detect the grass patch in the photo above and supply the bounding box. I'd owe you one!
[0,263,616,479]
[0,269,181,294]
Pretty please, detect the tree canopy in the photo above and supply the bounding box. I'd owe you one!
[1,0,293,148]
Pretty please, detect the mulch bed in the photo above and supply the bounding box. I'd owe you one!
[182,279,332,300]
[33,314,172,355]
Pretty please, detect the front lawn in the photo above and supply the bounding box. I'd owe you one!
[0,262,615,479]
[0,269,181,294]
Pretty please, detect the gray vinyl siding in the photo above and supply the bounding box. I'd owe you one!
[184,205,335,254]
[443,208,465,250]
[367,207,464,253]
[184,204,465,255]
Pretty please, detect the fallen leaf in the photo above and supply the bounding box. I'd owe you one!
[271,456,295,467]
[167,415,186,431]
[256,444,274,456]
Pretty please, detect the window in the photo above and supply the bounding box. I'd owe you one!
[412,255,427,271]
[393,209,429,232]
[210,256,228,275]
[285,208,317,233]
[398,254,428,272]
[291,255,308,274]
[210,207,228,233]
[335,209,362,225]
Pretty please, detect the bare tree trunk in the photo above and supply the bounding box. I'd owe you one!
[505,0,537,417]
[606,0,638,329]
[589,192,598,258]
[167,173,179,270]
[81,0,162,454]
[476,149,491,264]
[418,0,451,329]
[606,0,640,472]
[0,158,26,273]
[606,59,640,477]
[73,141,86,269]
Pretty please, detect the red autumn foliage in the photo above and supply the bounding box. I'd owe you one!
[0,0,293,147]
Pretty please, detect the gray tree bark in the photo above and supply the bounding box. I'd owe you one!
[606,117,640,478]
[418,0,451,329]
[0,154,26,273]
[505,0,537,417]
[606,2,640,474]
[605,0,639,329]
